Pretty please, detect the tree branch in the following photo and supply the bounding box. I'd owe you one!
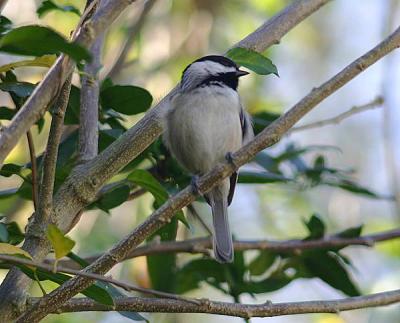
[79,0,104,162]
[0,255,199,304]
[0,0,140,167]
[106,0,157,79]
[54,228,400,267]
[32,289,400,318]
[26,130,38,211]
[289,96,384,133]
[36,75,72,225]
[18,21,400,322]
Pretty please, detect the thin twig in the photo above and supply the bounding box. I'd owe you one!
[289,96,384,133]
[187,204,212,235]
[0,254,199,305]
[53,228,400,267]
[26,130,38,211]
[34,289,400,317]
[36,76,73,226]
[127,188,147,201]
[18,10,400,323]
[106,0,157,79]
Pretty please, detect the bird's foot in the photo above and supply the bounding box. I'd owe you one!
[225,152,239,169]
[191,175,202,195]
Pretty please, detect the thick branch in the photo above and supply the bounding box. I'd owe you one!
[18,22,400,322]
[33,290,400,318]
[0,0,139,167]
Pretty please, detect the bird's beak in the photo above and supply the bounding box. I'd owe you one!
[236,69,249,77]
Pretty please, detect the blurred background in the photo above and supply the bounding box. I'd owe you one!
[1,0,400,322]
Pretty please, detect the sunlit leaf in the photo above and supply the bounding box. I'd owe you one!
[0,55,56,73]
[227,47,278,76]
[37,0,81,17]
[0,242,32,259]
[46,224,75,261]
[0,25,90,62]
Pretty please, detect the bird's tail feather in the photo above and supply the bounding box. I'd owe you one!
[209,188,233,263]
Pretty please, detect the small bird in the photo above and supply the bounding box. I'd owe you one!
[163,55,253,263]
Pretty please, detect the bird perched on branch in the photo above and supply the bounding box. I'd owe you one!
[163,55,253,263]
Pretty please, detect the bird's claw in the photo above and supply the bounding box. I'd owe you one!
[191,175,202,195]
[225,152,239,169]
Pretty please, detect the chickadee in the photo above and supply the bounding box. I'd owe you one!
[163,55,253,263]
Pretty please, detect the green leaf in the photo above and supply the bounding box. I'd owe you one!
[128,169,188,227]
[63,85,80,124]
[46,224,75,260]
[239,275,292,294]
[252,111,281,134]
[226,47,278,76]
[4,222,24,245]
[248,251,276,276]
[0,106,15,120]
[0,55,56,73]
[304,214,325,240]
[19,266,114,306]
[0,223,9,242]
[66,252,147,321]
[0,242,32,259]
[96,185,130,212]
[176,259,225,294]
[238,171,290,184]
[301,250,360,296]
[324,180,383,199]
[128,169,168,204]
[0,25,90,62]
[335,226,363,238]
[0,163,22,177]
[100,85,152,115]
[0,16,12,35]
[37,0,81,17]
[98,129,125,152]
[146,219,178,293]
[0,81,35,97]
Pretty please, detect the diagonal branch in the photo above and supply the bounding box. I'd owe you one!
[34,289,400,318]
[18,22,400,322]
